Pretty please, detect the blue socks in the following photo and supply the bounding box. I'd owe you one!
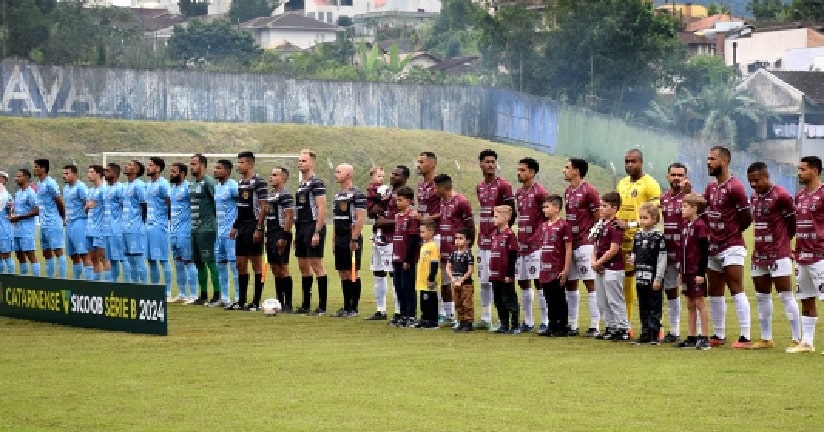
[31,262,41,276]
[72,263,84,279]
[219,262,229,301]
[148,260,161,284]
[58,255,67,278]
[4,257,13,274]
[163,261,172,297]
[45,258,55,278]
[187,263,198,299]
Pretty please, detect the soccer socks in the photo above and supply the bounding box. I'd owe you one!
[109,261,121,282]
[538,292,548,327]
[174,261,187,298]
[0,258,4,273]
[734,292,751,340]
[31,262,41,277]
[521,289,534,327]
[72,263,83,280]
[207,262,221,298]
[237,273,250,305]
[19,262,29,276]
[588,291,600,330]
[284,276,293,308]
[341,279,352,312]
[148,259,161,284]
[756,292,772,341]
[374,276,387,312]
[163,261,173,297]
[275,277,285,305]
[318,275,328,311]
[122,260,132,283]
[195,262,209,298]
[667,297,681,336]
[218,263,230,301]
[137,258,149,283]
[779,291,801,342]
[4,257,14,274]
[230,264,239,302]
[566,290,580,330]
[45,257,55,278]
[252,274,264,305]
[710,296,726,339]
[353,278,362,312]
[480,282,493,322]
[57,255,67,278]
[186,263,198,299]
[301,276,313,309]
[84,266,94,280]
[801,315,818,346]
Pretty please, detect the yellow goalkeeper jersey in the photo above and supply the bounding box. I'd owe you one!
[616,173,661,248]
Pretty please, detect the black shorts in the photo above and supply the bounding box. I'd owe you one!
[235,223,264,257]
[266,231,292,265]
[334,234,363,271]
[295,223,326,258]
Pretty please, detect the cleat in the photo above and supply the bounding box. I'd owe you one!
[494,326,510,334]
[509,328,521,335]
[567,327,580,337]
[192,297,208,306]
[677,336,698,349]
[649,338,660,346]
[243,303,259,312]
[182,297,197,305]
[519,323,534,333]
[453,323,473,333]
[695,337,711,350]
[537,330,553,337]
[631,333,651,346]
[440,317,457,328]
[538,323,548,333]
[280,305,293,314]
[309,308,327,316]
[662,332,680,343]
[596,328,613,340]
[347,311,358,318]
[365,312,388,321]
[709,335,726,347]
[731,336,752,349]
[437,314,446,325]
[334,308,349,317]
[749,339,775,350]
[788,340,800,349]
[786,342,815,353]
[584,328,599,338]
[293,307,310,315]
[611,329,630,342]
[224,302,244,311]
[168,295,183,303]
[473,320,491,330]
[207,299,223,308]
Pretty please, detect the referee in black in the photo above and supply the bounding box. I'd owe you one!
[332,163,367,317]
[294,149,328,315]
[265,166,295,312]
[229,151,268,311]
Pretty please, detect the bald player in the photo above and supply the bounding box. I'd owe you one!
[331,163,367,317]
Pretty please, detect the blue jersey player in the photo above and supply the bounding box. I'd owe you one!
[213,159,239,307]
[103,163,127,282]
[34,159,66,278]
[123,160,148,283]
[10,169,40,276]
[0,171,14,274]
[62,164,89,279]
[146,158,173,296]
[85,165,107,280]
[169,162,198,302]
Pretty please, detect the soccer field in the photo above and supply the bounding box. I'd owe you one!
[1,225,821,431]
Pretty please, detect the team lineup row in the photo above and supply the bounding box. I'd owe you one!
[1,147,823,352]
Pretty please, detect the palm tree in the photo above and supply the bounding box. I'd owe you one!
[674,84,767,149]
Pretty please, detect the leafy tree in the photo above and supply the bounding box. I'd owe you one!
[168,19,260,68]
[228,0,274,24]
[678,54,738,95]
[706,2,733,15]
[179,0,209,18]
[786,0,824,20]
[478,3,544,92]
[684,84,766,149]
[1,0,53,58]
[422,0,484,58]
[44,2,140,66]
[747,0,786,20]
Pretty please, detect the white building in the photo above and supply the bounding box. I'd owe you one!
[784,47,824,72]
[725,26,824,76]
[240,12,341,50]
[279,0,441,24]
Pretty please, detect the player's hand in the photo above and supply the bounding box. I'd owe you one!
[504,276,512,283]
[695,275,704,284]
[615,219,629,229]
[627,255,635,266]
[229,228,237,240]
[427,281,435,289]
[403,263,410,271]
[277,239,286,255]
[252,230,262,243]
[682,178,692,194]
[559,270,568,285]
[311,232,320,247]
[652,280,661,291]
[409,209,420,219]
[350,241,359,252]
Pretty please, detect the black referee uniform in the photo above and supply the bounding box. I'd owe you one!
[294,174,327,313]
[235,173,268,308]
[266,186,294,310]
[333,186,367,316]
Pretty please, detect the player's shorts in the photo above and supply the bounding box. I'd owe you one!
[12,236,34,252]
[476,249,491,283]
[123,232,146,255]
[295,223,325,258]
[681,274,708,298]
[235,223,263,257]
[334,235,362,271]
[663,264,679,290]
[86,235,105,251]
[214,236,236,262]
[65,219,87,256]
[104,234,124,261]
[265,232,292,265]
[707,245,747,272]
[568,244,595,281]
[515,250,541,281]
[795,260,824,300]
[751,257,793,278]
[146,225,169,261]
[40,226,64,250]
[171,233,192,261]
[0,239,11,254]
[370,242,393,272]
[192,231,216,263]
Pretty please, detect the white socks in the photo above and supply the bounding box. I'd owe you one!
[778,291,801,342]
[756,292,772,341]
[521,289,534,326]
[566,290,580,330]
[802,316,818,346]
[588,291,600,329]
[734,292,751,340]
[539,293,548,326]
[480,283,493,322]
[374,276,387,312]
[668,298,681,336]
[710,296,726,339]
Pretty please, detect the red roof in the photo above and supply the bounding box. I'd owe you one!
[685,14,742,32]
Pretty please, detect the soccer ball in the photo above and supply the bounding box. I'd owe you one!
[377,184,391,200]
[261,298,282,316]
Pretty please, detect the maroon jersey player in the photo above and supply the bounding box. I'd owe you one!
[515,157,549,332]
[660,162,689,342]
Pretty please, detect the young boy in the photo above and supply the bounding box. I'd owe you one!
[391,186,420,328]
[446,227,475,332]
[489,205,520,334]
[415,220,441,329]
[629,202,668,345]
[592,192,630,341]
[677,194,711,350]
[536,195,573,337]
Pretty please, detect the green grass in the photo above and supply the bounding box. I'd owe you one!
[1,225,822,432]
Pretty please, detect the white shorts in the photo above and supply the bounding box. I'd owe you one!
[568,245,595,281]
[370,242,394,272]
[751,257,793,278]
[516,250,541,281]
[663,264,679,289]
[708,245,747,272]
[477,249,491,284]
[795,260,824,300]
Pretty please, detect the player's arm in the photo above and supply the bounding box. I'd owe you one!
[255,180,268,232]
[696,235,709,277]
[445,260,453,284]
[315,193,327,233]
[55,193,66,222]
[780,193,797,239]
[561,239,572,283]
[427,256,439,288]
[460,202,476,241]
[352,208,366,248]
[164,196,171,220]
[655,235,667,282]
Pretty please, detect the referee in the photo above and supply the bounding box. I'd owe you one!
[230,151,268,311]
[294,149,328,315]
[332,163,367,317]
[265,166,295,312]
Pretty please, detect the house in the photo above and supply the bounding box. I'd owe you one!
[685,14,744,33]
[130,8,187,51]
[725,25,824,76]
[677,31,717,56]
[654,2,707,19]
[784,47,824,71]
[398,52,440,72]
[428,56,479,75]
[240,12,341,50]
[738,69,824,164]
[278,0,440,26]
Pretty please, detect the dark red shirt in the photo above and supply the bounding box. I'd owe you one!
[704,176,750,253]
[681,218,709,276]
[537,218,572,283]
[795,185,824,265]
[438,193,473,260]
[366,181,382,218]
[417,179,439,218]
[380,191,399,237]
[565,181,600,248]
[595,219,625,271]
[751,185,794,265]
[660,189,685,265]
[476,176,515,251]
[516,181,548,255]
[488,227,518,281]
[392,209,420,263]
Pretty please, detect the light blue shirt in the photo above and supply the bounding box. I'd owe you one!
[123,178,146,234]
[214,179,238,238]
[36,176,62,229]
[63,181,88,222]
[103,182,125,236]
[146,177,171,228]
[13,186,37,238]
[0,188,12,241]
[86,184,106,238]
[170,180,191,236]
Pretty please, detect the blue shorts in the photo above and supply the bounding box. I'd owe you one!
[87,235,105,251]
[124,232,146,255]
[40,226,65,250]
[215,236,236,263]
[105,235,124,260]
[0,238,11,254]
[171,233,192,261]
[146,225,169,261]
[14,237,36,252]
[66,219,88,256]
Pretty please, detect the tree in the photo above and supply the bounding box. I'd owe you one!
[422,0,485,58]
[747,0,786,20]
[478,3,544,92]
[228,0,274,25]
[168,19,260,68]
[706,2,733,15]
[179,0,209,18]
[1,0,54,58]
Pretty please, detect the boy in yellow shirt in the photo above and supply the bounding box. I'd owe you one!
[416,220,441,329]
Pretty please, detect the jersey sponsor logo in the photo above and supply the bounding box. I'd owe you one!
[631,189,637,197]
